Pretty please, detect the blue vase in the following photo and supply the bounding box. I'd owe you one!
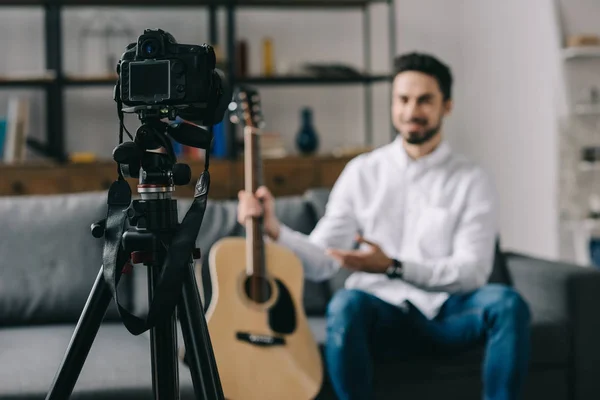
[295,107,319,155]
[590,237,600,269]
[210,121,227,159]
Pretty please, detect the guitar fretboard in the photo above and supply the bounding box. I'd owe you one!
[244,125,269,302]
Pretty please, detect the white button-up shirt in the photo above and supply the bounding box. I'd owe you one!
[277,136,499,319]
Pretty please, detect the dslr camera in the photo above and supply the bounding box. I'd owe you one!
[116,28,228,125]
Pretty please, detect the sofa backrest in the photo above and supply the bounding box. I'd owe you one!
[0,191,124,326]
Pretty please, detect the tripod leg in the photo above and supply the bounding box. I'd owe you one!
[179,260,224,400]
[148,264,180,400]
[46,267,112,400]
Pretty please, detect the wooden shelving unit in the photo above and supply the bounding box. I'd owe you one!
[0,153,355,199]
[0,0,395,162]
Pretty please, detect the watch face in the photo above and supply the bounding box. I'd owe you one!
[386,264,400,278]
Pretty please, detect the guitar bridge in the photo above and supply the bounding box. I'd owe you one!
[236,332,286,347]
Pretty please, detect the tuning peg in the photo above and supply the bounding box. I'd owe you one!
[230,114,240,124]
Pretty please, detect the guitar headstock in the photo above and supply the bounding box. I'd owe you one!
[228,86,265,130]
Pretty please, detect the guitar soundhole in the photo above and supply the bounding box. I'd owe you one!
[244,275,272,304]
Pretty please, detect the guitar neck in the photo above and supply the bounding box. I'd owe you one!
[244,125,266,278]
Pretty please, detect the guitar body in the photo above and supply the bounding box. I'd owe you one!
[206,237,324,400]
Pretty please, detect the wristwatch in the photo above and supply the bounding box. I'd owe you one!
[385,258,403,279]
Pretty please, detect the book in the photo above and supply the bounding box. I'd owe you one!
[2,97,30,163]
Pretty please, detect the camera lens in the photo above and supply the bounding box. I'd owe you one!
[141,38,160,57]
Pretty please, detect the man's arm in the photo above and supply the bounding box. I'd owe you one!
[275,160,361,282]
[401,168,498,293]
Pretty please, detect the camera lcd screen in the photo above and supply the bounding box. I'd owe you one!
[129,60,170,100]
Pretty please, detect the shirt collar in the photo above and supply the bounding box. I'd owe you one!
[389,134,452,172]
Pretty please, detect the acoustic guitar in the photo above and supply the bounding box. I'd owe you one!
[205,87,323,400]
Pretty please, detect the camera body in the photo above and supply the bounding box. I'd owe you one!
[117,28,227,125]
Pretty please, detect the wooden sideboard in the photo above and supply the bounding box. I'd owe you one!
[0,154,355,199]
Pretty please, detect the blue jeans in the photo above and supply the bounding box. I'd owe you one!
[325,285,531,400]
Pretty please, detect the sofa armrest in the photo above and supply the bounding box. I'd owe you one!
[505,251,600,400]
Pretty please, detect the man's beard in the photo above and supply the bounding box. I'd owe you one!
[401,119,442,145]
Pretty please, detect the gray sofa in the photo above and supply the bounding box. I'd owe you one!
[1,188,600,400]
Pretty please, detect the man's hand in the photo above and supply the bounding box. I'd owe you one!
[326,236,393,274]
[237,186,281,241]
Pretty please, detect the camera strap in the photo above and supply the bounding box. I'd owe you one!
[102,170,210,335]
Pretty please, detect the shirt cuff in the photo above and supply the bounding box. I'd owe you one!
[275,223,296,247]
[400,260,428,287]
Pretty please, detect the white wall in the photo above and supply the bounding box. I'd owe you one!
[457,0,563,259]
[0,1,569,260]
[392,0,563,259]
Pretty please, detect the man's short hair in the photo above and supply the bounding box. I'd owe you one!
[393,52,453,101]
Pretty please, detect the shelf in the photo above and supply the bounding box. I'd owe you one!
[0,0,45,5]
[0,0,215,5]
[56,74,391,87]
[0,75,117,87]
[64,74,118,86]
[0,0,387,6]
[220,0,387,7]
[579,161,600,172]
[0,0,394,161]
[0,78,54,87]
[0,154,356,198]
[238,74,391,85]
[563,46,600,60]
[59,0,213,5]
[0,72,56,87]
[574,103,600,116]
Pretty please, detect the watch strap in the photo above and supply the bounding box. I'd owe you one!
[385,258,403,279]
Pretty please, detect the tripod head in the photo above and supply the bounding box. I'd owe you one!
[112,115,213,198]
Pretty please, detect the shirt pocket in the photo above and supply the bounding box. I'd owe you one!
[415,206,457,258]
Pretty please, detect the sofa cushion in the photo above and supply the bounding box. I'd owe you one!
[0,191,124,326]
[0,323,196,400]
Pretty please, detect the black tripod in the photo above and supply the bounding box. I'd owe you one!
[45,119,224,400]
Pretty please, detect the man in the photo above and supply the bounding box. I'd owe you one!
[237,52,531,400]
